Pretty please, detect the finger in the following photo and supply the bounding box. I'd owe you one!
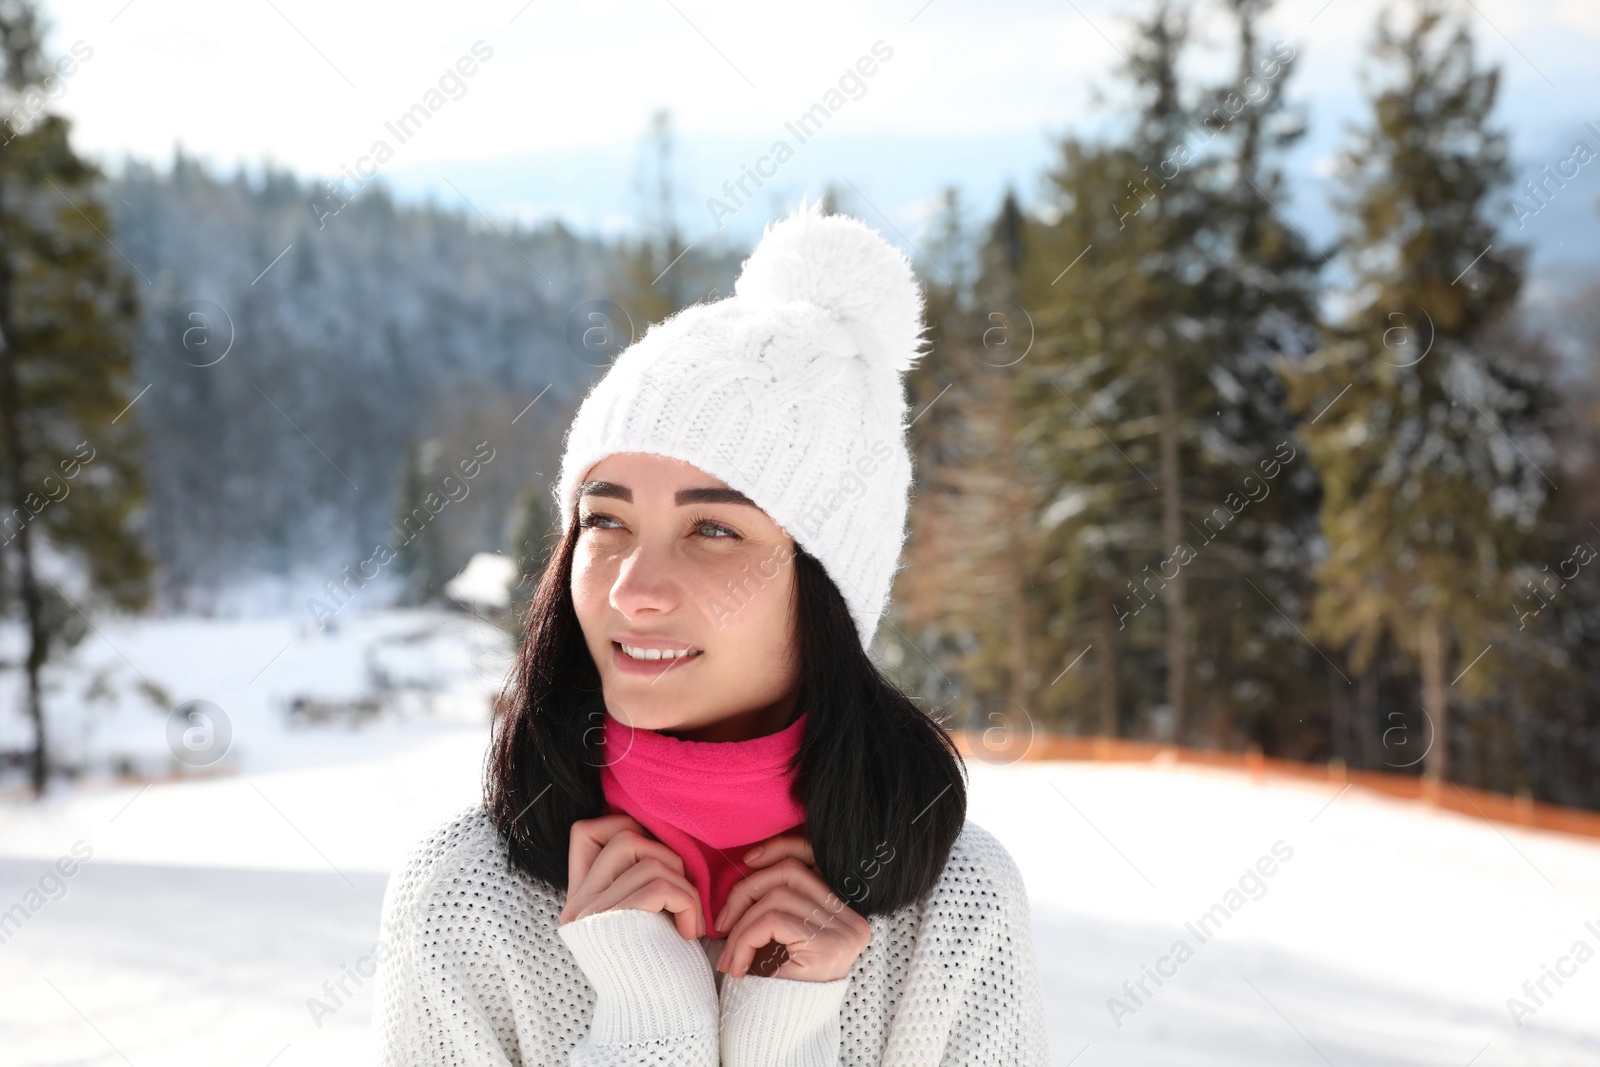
[717,856,836,933]
[718,895,806,978]
[565,814,648,911]
[563,821,683,922]
[720,889,871,979]
[742,831,816,871]
[589,826,685,883]
[718,887,839,977]
[573,855,686,917]
[611,879,706,941]
[572,857,704,940]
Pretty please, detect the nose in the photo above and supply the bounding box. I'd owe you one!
[608,539,681,618]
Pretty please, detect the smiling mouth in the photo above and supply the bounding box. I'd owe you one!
[615,641,704,662]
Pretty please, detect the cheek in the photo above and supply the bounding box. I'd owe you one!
[570,547,609,621]
[713,559,796,659]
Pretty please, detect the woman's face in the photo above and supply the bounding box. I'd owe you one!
[570,451,801,742]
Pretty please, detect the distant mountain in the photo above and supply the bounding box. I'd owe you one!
[378,129,1600,283]
[106,151,741,609]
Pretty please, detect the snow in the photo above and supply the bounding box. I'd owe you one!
[443,552,518,612]
[3,607,1599,1065]
[981,760,1600,1065]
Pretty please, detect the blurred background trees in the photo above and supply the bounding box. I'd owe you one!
[0,1,154,793]
[1282,0,1559,783]
[894,0,1600,809]
[4,0,1600,808]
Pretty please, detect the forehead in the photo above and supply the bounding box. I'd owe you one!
[578,452,756,508]
[575,454,799,547]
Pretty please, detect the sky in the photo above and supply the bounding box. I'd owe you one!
[35,0,1600,277]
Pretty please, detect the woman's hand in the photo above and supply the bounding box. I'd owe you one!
[713,830,871,982]
[560,813,705,941]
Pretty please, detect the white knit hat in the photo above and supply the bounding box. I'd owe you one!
[553,199,927,649]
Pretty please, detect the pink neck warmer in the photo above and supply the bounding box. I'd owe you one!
[599,709,808,940]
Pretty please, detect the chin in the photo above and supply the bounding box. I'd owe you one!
[602,696,690,731]
[604,705,652,730]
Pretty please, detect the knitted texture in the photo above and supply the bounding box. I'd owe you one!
[552,201,927,649]
[372,804,1049,1066]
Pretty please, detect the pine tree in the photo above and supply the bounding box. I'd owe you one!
[1281,0,1558,782]
[1018,1,1217,743]
[897,188,1044,750]
[1132,2,1205,746]
[0,1,153,794]
[986,193,1042,738]
[501,481,554,639]
[1185,0,1326,752]
[1020,136,1153,738]
[389,439,453,607]
[895,188,988,725]
[616,109,692,325]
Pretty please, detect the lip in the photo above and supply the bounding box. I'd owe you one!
[613,633,701,651]
[611,638,705,677]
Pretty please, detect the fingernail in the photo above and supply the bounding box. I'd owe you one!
[746,845,762,860]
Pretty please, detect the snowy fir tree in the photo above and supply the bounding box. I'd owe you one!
[0,1,153,794]
[1281,0,1561,782]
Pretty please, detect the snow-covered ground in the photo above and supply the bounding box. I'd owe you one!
[2,608,1598,1065]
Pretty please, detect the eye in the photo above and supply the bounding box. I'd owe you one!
[688,513,742,541]
[577,511,621,531]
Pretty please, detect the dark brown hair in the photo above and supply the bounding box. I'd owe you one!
[484,510,968,916]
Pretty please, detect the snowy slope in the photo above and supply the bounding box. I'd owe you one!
[974,759,1600,1065]
[2,608,1598,1065]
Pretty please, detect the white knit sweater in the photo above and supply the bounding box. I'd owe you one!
[371,804,1049,1065]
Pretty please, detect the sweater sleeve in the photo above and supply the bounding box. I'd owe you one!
[718,971,851,1066]
[555,908,721,1066]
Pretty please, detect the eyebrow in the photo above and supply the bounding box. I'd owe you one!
[577,481,759,508]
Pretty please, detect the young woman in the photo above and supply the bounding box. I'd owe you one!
[373,202,1049,1065]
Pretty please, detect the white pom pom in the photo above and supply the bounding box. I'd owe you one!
[734,198,927,374]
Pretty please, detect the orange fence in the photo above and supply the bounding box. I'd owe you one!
[950,730,1600,844]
